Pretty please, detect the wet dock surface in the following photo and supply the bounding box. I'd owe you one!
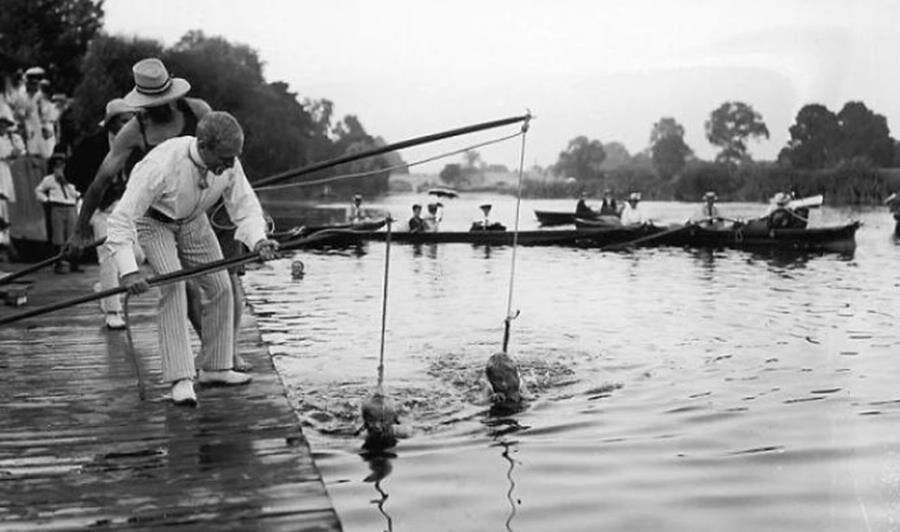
[0,265,340,531]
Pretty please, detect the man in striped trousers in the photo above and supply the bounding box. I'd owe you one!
[106,112,278,406]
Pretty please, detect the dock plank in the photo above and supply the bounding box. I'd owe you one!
[0,265,340,530]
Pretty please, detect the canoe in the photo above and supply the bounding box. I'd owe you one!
[658,222,860,251]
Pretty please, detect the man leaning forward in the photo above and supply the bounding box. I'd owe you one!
[106,112,278,406]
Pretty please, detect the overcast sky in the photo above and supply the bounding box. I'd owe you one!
[105,0,900,173]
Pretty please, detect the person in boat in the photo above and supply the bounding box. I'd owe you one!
[408,203,426,233]
[348,194,366,223]
[886,193,900,236]
[424,202,442,232]
[108,112,279,406]
[691,191,726,228]
[598,188,619,216]
[470,203,506,231]
[787,188,809,229]
[575,192,597,219]
[620,192,650,226]
[35,153,81,273]
[766,192,807,229]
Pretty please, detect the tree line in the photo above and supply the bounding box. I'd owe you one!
[546,100,898,204]
[0,0,403,199]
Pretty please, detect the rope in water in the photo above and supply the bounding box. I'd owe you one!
[501,117,531,353]
[208,130,524,232]
[377,219,392,389]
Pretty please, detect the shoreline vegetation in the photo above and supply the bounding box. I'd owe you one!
[394,158,900,205]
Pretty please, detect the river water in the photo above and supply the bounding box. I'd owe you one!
[244,195,900,531]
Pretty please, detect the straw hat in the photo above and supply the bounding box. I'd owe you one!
[122,58,190,108]
[628,192,642,201]
[24,66,45,78]
[885,192,900,206]
[703,191,718,201]
[479,203,492,210]
[99,98,136,127]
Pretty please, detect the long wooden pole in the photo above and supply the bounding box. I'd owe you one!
[0,228,357,326]
[0,238,105,286]
[252,113,532,188]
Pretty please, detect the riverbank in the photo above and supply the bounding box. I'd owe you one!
[0,265,340,530]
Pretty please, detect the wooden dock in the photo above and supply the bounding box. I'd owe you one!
[0,265,341,531]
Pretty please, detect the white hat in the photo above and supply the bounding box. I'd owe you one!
[24,66,45,78]
[122,58,191,108]
[885,192,900,206]
[773,192,790,206]
[628,192,642,201]
[703,191,717,201]
[99,98,136,127]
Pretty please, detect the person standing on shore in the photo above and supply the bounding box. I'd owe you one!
[68,98,137,328]
[108,112,278,406]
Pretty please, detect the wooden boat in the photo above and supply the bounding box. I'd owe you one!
[534,210,581,226]
[296,225,662,248]
[658,221,860,251]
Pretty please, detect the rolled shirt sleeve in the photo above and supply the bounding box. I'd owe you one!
[107,159,165,275]
[222,159,267,250]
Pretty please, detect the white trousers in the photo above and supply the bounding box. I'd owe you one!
[136,214,233,383]
[91,203,144,313]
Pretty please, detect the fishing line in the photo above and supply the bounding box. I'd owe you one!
[209,130,524,232]
[502,116,530,353]
[377,219,392,389]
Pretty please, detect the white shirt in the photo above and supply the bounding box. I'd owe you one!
[620,202,648,225]
[35,174,79,205]
[107,136,267,275]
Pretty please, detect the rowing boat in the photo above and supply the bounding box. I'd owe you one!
[659,221,860,251]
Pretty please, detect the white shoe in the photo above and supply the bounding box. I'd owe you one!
[105,312,126,330]
[171,379,197,406]
[197,369,252,386]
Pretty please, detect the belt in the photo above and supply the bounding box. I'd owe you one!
[145,208,196,225]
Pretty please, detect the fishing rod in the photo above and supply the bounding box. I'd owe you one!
[0,227,362,327]
[252,113,532,188]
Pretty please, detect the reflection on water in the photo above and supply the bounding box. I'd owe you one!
[361,450,395,532]
[244,198,900,531]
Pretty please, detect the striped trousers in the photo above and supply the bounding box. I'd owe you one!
[136,214,233,383]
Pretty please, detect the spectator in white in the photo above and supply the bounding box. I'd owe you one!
[424,202,443,231]
[35,154,80,272]
[691,191,726,228]
[14,67,55,158]
[92,98,138,329]
[348,194,365,223]
[0,103,22,244]
[107,112,279,406]
[620,192,650,226]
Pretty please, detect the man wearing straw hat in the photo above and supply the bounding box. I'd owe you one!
[107,111,278,406]
[691,191,726,229]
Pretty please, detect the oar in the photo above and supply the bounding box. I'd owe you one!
[0,238,106,286]
[0,228,354,327]
[602,222,698,251]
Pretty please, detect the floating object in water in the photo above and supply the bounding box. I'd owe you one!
[291,260,305,280]
[360,390,399,450]
[486,352,522,407]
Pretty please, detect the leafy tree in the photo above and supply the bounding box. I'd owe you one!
[0,0,105,93]
[439,163,467,188]
[553,136,606,180]
[835,101,894,166]
[70,34,163,134]
[780,104,841,169]
[705,101,769,165]
[599,141,630,170]
[650,117,692,180]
